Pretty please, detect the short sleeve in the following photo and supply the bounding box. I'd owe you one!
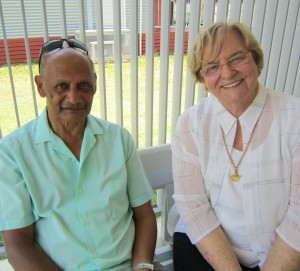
[0,141,37,231]
[123,130,154,207]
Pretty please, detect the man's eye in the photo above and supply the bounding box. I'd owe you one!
[55,83,68,91]
[79,82,88,88]
[78,82,92,90]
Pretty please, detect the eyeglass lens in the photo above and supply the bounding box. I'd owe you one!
[202,52,250,77]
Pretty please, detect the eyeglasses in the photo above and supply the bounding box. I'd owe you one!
[38,38,88,73]
[200,51,252,77]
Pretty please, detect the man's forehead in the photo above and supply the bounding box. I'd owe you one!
[45,51,92,70]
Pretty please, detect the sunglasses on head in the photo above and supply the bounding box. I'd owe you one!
[38,38,88,73]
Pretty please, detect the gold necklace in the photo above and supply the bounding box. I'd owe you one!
[220,121,259,182]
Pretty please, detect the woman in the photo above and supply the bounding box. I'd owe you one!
[171,21,300,270]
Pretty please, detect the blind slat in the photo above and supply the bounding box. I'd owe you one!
[130,0,138,145]
[240,0,255,27]
[229,0,242,21]
[158,0,170,145]
[113,0,123,125]
[265,0,287,90]
[217,0,229,21]
[21,0,38,117]
[259,0,278,85]
[275,0,298,92]
[184,0,201,110]
[171,0,186,134]
[145,0,155,147]
[95,0,107,120]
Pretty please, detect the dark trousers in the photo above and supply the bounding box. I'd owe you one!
[173,232,260,271]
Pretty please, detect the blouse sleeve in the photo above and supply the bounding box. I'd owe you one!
[172,110,220,244]
[276,137,300,252]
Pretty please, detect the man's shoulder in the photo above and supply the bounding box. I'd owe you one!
[0,117,38,145]
[87,115,130,136]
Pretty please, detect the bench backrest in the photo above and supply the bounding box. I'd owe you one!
[138,144,174,242]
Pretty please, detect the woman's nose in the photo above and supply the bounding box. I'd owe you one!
[220,63,236,78]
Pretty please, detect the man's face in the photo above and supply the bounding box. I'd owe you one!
[35,49,97,128]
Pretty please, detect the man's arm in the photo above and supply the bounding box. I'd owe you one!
[261,236,300,271]
[196,226,242,271]
[131,201,157,270]
[3,224,61,271]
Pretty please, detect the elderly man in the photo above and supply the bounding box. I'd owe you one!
[0,39,157,271]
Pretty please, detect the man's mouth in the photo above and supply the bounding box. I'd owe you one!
[61,107,85,111]
[222,80,242,89]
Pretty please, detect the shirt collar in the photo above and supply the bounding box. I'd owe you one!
[35,109,104,144]
[214,84,267,135]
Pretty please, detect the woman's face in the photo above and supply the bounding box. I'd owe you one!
[202,31,260,117]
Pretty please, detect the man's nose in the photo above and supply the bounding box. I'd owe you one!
[66,87,80,103]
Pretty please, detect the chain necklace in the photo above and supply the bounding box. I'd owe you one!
[220,120,259,182]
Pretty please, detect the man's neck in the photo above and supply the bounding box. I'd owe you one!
[49,118,86,160]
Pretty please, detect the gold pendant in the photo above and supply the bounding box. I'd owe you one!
[231,173,240,182]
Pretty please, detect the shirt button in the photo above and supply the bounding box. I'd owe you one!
[78,187,83,193]
[92,251,97,258]
[83,218,88,225]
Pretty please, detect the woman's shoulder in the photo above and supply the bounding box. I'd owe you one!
[266,88,300,109]
[176,96,215,131]
[183,95,213,112]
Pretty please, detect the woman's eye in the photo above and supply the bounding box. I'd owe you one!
[229,55,246,65]
[205,64,219,74]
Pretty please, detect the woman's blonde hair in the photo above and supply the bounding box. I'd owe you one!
[188,21,264,83]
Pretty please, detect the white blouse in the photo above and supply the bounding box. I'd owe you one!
[172,85,300,267]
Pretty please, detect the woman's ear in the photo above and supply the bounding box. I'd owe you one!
[35,75,46,98]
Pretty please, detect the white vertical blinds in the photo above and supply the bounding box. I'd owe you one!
[0,0,299,146]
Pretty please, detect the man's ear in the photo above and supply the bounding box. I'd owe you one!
[35,75,46,98]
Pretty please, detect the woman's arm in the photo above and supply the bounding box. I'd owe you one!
[261,236,300,271]
[3,224,61,271]
[196,226,242,271]
[267,140,300,270]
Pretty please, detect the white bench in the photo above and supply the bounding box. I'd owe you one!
[138,144,174,271]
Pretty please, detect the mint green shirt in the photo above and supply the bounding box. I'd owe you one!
[0,109,153,271]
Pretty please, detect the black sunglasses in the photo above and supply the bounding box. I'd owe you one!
[38,38,88,73]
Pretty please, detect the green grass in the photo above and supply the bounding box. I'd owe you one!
[0,55,192,148]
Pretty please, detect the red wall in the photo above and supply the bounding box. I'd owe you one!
[0,30,189,65]
[0,38,43,65]
[1,0,183,65]
[0,36,75,66]
[139,29,189,54]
